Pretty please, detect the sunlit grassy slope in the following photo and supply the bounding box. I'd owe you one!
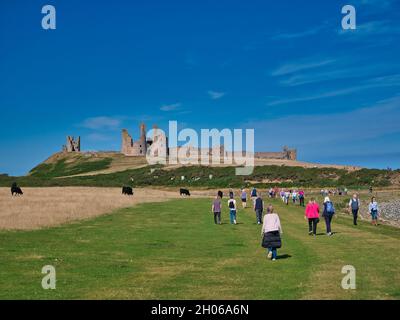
[0,197,398,299]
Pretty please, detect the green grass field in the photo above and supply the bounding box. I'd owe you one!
[0,197,399,300]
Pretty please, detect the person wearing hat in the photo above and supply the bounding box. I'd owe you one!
[323,196,335,236]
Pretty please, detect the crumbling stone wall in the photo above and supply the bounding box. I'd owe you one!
[63,136,80,152]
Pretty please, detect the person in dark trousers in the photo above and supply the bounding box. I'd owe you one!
[254,193,264,225]
[211,195,222,224]
[227,194,237,225]
[305,198,319,236]
[323,196,335,236]
[348,194,360,225]
[299,190,305,207]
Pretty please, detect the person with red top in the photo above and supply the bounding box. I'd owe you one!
[305,198,320,236]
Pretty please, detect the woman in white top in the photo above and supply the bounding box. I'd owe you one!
[261,205,283,261]
[227,195,237,225]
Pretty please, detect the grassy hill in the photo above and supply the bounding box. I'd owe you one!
[1,152,398,189]
[0,197,398,299]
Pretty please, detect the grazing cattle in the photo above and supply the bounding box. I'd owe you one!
[11,183,23,196]
[122,186,134,196]
[180,188,191,196]
[218,190,223,198]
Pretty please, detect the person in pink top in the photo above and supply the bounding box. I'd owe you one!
[305,198,320,236]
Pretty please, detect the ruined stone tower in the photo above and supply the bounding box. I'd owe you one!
[121,123,148,156]
[63,136,80,152]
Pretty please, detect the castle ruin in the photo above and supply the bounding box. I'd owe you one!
[63,136,80,153]
[121,123,169,157]
[121,123,148,156]
[120,123,297,161]
[254,146,297,161]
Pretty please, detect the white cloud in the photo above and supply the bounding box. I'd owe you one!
[267,75,400,106]
[338,20,400,37]
[271,26,324,40]
[247,96,400,151]
[271,59,335,76]
[160,103,181,111]
[208,91,226,100]
[81,116,121,130]
[86,133,113,142]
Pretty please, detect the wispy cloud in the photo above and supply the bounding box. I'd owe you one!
[160,103,181,112]
[267,86,364,106]
[354,0,394,9]
[207,91,226,100]
[278,64,398,87]
[86,133,113,142]
[271,59,335,76]
[271,26,324,40]
[80,116,121,130]
[267,75,400,106]
[248,95,400,150]
[338,20,400,36]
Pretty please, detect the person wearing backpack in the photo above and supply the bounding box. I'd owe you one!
[299,190,305,207]
[211,195,222,225]
[254,193,264,225]
[305,198,320,236]
[227,194,237,225]
[348,194,360,225]
[251,187,257,206]
[323,196,335,236]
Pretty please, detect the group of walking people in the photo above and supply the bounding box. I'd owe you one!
[279,189,305,206]
[211,188,382,261]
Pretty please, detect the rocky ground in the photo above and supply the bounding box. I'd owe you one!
[380,199,400,222]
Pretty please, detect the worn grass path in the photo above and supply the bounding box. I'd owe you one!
[0,197,399,299]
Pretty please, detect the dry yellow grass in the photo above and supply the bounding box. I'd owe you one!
[0,187,182,230]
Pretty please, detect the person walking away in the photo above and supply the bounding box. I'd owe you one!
[229,188,234,199]
[349,194,360,225]
[254,193,264,225]
[292,190,297,204]
[368,197,379,226]
[251,187,257,206]
[261,206,282,261]
[323,196,335,236]
[280,190,285,202]
[228,195,237,225]
[240,188,247,209]
[212,195,222,225]
[284,191,290,205]
[305,198,320,236]
[299,190,305,207]
[268,188,273,198]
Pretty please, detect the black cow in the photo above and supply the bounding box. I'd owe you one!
[122,186,134,196]
[217,190,223,198]
[11,182,23,196]
[180,188,190,196]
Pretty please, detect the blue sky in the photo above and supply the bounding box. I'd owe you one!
[1,0,399,175]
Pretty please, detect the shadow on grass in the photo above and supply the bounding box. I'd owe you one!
[278,254,292,260]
